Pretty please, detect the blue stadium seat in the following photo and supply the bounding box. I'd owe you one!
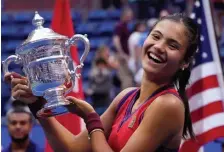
[21,25,35,36]
[1,74,4,82]
[76,37,96,51]
[1,13,14,24]
[1,42,7,52]
[107,9,121,20]
[82,80,89,89]
[83,51,95,65]
[88,10,107,21]
[43,22,51,28]
[82,81,92,104]
[1,25,17,37]
[5,40,22,53]
[76,41,85,50]
[17,25,28,36]
[13,12,34,22]
[97,21,116,35]
[82,67,90,81]
[1,83,11,98]
[71,10,82,23]
[90,37,110,49]
[1,53,14,62]
[76,22,99,36]
[38,11,53,22]
[2,25,31,38]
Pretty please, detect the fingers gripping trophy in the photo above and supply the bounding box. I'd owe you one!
[2,12,90,117]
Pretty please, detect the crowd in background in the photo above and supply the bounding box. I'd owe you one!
[2,0,224,116]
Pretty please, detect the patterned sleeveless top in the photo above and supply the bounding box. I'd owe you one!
[107,85,180,152]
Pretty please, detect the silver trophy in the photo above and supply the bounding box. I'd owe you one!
[2,11,90,117]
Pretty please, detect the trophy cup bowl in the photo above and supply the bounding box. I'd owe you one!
[2,11,90,117]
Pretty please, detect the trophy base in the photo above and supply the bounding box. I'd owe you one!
[36,100,70,117]
[36,87,70,117]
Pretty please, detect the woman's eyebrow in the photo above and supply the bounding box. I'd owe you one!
[151,30,162,35]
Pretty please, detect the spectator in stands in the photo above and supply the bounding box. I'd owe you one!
[94,45,121,95]
[113,7,133,60]
[87,57,113,115]
[113,7,134,90]
[94,45,119,70]
[2,102,43,152]
[159,9,170,18]
[128,21,146,74]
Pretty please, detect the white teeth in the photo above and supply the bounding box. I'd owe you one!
[150,53,162,62]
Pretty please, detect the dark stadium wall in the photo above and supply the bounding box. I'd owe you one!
[3,0,100,11]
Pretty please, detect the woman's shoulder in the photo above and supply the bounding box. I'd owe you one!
[143,93,185,132]
[111,87,138,107]
[155,93,184,109]
[147,93,185,117]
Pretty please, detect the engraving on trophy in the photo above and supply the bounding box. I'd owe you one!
[26,44,62,63]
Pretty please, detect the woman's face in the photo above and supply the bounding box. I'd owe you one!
[141,19,189,82]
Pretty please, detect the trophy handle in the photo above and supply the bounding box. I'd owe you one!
[65,34,90,81]
[2,55,22,75]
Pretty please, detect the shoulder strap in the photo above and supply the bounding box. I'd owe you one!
[116,89,137,114]
[138,88,181,124]
[165,89,182,100]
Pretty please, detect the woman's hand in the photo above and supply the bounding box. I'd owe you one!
[4,72,38,104]
[65,96,95,119]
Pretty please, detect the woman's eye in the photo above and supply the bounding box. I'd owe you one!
[152,34,160,40]
[169,44,178,50]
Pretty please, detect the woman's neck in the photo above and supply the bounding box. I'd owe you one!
[138,72,171,104]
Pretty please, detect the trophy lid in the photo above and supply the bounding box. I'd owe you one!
[21,11,67,46]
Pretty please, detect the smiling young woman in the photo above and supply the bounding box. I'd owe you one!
[6,13,199,152]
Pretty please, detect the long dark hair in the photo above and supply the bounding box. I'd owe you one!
[152,13,200,139]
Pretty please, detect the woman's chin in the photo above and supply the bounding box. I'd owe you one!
[142,64,161,75]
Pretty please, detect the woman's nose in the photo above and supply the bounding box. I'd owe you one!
[153,41,166,53]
